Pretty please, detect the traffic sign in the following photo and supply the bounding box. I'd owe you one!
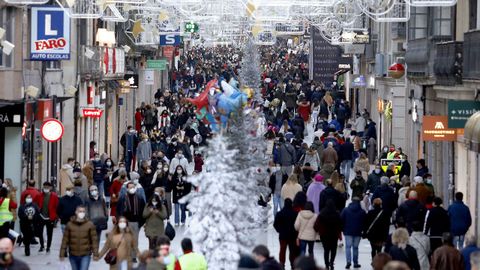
[146,59,168,71]
[159,34,181,46]
[41,119,64,142]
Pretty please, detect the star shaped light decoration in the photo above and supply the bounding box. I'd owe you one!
[131,19,145,38]
[251,23,263,37]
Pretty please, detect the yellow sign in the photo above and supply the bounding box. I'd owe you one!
[380,159,403,175]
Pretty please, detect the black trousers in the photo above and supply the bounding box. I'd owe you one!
[37,219,54,249]
[321,236,338,267]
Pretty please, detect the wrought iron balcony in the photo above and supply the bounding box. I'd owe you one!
[79,45,125,80]
[464,30,480,80]
[79,45,102,80]
[405,37,452,79]
[434,41,463,86]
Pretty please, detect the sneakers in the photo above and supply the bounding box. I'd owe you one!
[353,264,361,268]
[345,263,351,269]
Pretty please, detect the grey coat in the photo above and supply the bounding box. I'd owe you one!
[136,141,152,163]
[278,143,296,166]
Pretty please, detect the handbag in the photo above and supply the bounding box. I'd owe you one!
[165,222,176,241]
[104,234,124,265]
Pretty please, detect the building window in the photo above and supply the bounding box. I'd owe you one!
[470,0,477,30]
[46,61,61,70]
[432,6,453,37]
[408,7,428,40]
[0,7,15,68]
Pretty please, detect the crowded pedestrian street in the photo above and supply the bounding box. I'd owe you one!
[1,0,480,270]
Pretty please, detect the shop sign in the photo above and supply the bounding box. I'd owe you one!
[40,119,64,142]
[124,74,139,88]
[380,159,403,174]
[30,7,70,60]
[0,103,24,127]
[82,108,103,118]
[159,34,181,46]
[184,22,199,33]
[163,46,175,61]
[146,60,167,71]
[422,116,456,141]
[447,100,480,128]
[351,75,367,88]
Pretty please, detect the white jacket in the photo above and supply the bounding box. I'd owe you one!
[294,210,318,241]
[410,232,431,270]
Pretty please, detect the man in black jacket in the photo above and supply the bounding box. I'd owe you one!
[395,191,426,233]
[319,179,344,211]
[56,185,83,233]
[425,197,451,254]
[273,199,299,269]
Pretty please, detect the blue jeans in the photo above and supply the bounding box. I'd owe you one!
[95,181,105,198]
[174,203,187,224]
[272,194,283,217]
[69,255,91,270]
[454,235,465,249]
[340,160,352,181]
[299,240,315,257]
[345,235,361,264]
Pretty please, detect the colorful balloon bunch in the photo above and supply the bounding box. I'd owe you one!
[184,78,248,132]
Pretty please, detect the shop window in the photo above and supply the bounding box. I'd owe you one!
[0,7,15,68]
[46,61,61,70]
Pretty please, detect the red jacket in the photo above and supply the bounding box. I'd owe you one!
[37,192,59,221]
[20,187,41,206]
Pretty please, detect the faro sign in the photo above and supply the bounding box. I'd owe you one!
[30,7,70,60]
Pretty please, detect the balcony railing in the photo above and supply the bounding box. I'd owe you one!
[464,30,480,80]
[79,45,125,80]
[405,36,452,79]
[79,45,102,80]
[434,41,463,86]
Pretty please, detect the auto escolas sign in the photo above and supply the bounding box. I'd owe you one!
[30,7,70,60]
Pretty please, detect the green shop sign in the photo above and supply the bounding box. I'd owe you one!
[146,59,168,71]
[448,100,480,128]
[185,22,199,33]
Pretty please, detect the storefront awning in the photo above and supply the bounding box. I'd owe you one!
[464,111,480,152]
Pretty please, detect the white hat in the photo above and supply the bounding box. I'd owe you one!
[129,171,140,180]
[414,176,424,184]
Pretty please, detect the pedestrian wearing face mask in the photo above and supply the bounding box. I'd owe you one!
[149,164,169,201]
[92,153,106,198]
[140,166,155,200]
[57,185,83,233]
[18,194,40,256]
[116,182,146,262]
[60,205,99,270]
[59,158,75,197]
[169,149,189,174]
[143,194,168,250]
[0,187,16,240]
[86,185,108,247]
[99,216,138,270]
[103,158,115,207]
[0,238,29,270]
[36,182,58,253]
[172,166,191,226]
[136,134,152,171]
[73,179,89,204]
[367,165,384,193]
[119,172,146,203]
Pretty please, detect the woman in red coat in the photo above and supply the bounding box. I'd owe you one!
[109,173,127,218]
[135,108,143,133]
[297,98,311,123]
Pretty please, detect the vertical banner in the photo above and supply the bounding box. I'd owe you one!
[30,7,70,60]
[145,70,154,85]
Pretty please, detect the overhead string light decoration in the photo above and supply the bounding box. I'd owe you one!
[56,0,103,18]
